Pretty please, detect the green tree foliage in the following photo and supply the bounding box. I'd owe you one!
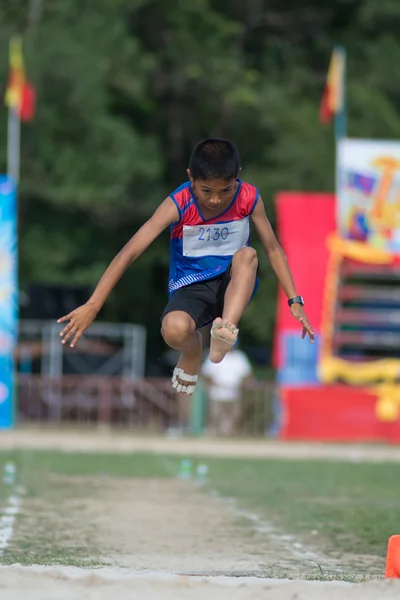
[0,0,399,366]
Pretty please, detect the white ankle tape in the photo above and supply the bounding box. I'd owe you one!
[172,367,198,383]
[171,368,198,395]
[172,380,196,395]
[180,373,198,383]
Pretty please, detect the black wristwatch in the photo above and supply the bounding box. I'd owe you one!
[288,296,304,307]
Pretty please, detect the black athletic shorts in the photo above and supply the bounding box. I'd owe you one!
[161,269,232,329]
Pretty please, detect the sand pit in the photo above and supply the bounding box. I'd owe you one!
[1,566,400,600]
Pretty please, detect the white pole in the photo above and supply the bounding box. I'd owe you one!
[7,107,21,186]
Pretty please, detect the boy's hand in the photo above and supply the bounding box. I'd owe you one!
[57,303,99,348]
[290,304,315,343]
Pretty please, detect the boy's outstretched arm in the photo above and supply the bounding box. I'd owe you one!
[58,198,179,347]
[250,197,314,342]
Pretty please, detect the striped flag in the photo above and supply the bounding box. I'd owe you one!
[5,37,36,122]
[319,47,345,124]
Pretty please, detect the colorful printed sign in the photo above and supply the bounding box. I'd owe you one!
[337,139,400,251]
[0,176,17,428]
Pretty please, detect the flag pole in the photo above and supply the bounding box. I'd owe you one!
[334,45,347,141]
[7,106,21,186]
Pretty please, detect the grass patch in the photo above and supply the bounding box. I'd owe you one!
[0,450,394,571]
[203,458,397,560]
[0,451,180,485]
[0,451,183,566]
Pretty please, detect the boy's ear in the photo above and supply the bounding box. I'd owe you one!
[186,169,194,183]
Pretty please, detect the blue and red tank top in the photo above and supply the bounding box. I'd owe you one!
[168,179,259,295]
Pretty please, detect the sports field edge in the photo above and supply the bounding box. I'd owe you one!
[1,427,400,462]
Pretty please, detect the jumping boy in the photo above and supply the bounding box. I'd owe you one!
[58,138,314,395]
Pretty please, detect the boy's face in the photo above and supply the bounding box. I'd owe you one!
[187,170,238,214]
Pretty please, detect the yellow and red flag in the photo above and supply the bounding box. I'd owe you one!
[5,37,36,122]
[319,47,345,124]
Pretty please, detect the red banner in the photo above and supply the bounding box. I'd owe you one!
[274,192,336,366]
[281,385,400,442]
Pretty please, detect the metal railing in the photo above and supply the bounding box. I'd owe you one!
[16,375,276,436]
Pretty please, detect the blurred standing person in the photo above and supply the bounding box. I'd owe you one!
[201,342,252,436]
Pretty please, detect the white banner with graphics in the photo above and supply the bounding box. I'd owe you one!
[337,139,400,251]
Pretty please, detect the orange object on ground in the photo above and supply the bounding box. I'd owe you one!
[385,535,400,578]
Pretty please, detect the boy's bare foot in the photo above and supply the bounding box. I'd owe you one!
[209,317,239,363]
[172,332,202,395]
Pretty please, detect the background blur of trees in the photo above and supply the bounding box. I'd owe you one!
[0,0,399,372]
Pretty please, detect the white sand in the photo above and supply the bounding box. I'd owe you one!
[1,566,399,600]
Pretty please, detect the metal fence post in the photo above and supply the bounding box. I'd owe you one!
[190,379,206,436]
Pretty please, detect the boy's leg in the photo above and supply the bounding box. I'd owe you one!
[210,246,258,363]
[161,310,202,393]
[161,279,221,393]
[221,402,236,436]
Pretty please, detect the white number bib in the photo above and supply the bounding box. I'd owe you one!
[182,218,250,257]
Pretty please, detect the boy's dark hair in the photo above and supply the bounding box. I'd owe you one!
[188,138,241,180]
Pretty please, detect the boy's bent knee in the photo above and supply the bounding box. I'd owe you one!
[161,311,196,348]
[232,246,258,269]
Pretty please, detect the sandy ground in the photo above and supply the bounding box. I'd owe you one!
[1,426,400,462]
[8,475,342,578]
[95,478,283,574]
[1,427,400,599]
[0,567,399,600]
